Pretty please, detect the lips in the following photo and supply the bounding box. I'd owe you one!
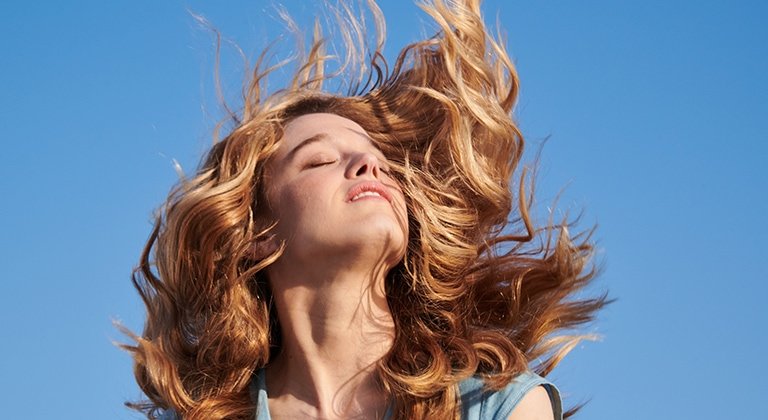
[346,181,392,203]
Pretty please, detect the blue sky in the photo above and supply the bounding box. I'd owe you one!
[0,1,765,418]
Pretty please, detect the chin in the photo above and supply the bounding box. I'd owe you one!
[344,222,407,263]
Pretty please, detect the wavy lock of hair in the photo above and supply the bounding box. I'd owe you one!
[121,0,610,418]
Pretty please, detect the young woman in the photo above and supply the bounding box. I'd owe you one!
[124,1,607,418]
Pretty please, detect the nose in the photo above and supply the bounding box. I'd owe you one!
[346,152,381,179]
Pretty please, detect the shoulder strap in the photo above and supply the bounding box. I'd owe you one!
[251,368,271,420]
[458,372,563,420]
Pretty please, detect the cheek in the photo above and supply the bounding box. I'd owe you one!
[390,192,410,237]
[274,177,332,221]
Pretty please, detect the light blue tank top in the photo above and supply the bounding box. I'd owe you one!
[250,369,563,420]
[160,369,563,419]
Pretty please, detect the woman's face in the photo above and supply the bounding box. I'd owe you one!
[263,113,408,269]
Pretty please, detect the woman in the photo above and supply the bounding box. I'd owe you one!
[124,0,607,418]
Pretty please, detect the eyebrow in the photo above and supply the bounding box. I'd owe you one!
[284,133,331,163]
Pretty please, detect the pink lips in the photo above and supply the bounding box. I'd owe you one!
[346,181,392,203]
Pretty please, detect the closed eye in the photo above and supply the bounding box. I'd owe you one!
[305,159,338,169]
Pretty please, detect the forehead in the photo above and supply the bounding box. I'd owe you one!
[276,113,375,156]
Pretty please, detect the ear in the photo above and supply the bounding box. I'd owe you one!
[248,234,279,260]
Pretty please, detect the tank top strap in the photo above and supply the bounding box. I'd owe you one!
[251,368,271,420]
[458,371,563,420]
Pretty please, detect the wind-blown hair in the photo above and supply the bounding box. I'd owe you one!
[123,0,608,418]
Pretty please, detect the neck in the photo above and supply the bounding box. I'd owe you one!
[265,261,394,419]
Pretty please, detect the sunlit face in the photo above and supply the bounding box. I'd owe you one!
[263,113,408,269]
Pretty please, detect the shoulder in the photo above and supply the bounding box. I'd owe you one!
[154,370,268,420]
[458,371,563,420]
[506,385,556,420]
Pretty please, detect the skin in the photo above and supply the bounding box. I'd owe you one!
[258,113,553,420]
[261,113,407,419]
[508,386,556,420]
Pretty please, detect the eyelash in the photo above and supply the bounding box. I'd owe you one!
[307,160,337,168]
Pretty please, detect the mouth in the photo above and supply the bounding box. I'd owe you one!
[346,181,392,203]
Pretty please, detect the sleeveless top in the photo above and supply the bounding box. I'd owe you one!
[251,369,563,420]
[160,369,563,419]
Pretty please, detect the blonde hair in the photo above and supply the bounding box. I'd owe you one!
[122,0,608,418]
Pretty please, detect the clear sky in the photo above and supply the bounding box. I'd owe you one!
[0,1,766,419]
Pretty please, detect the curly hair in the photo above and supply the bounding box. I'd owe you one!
[122,0,609,418]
